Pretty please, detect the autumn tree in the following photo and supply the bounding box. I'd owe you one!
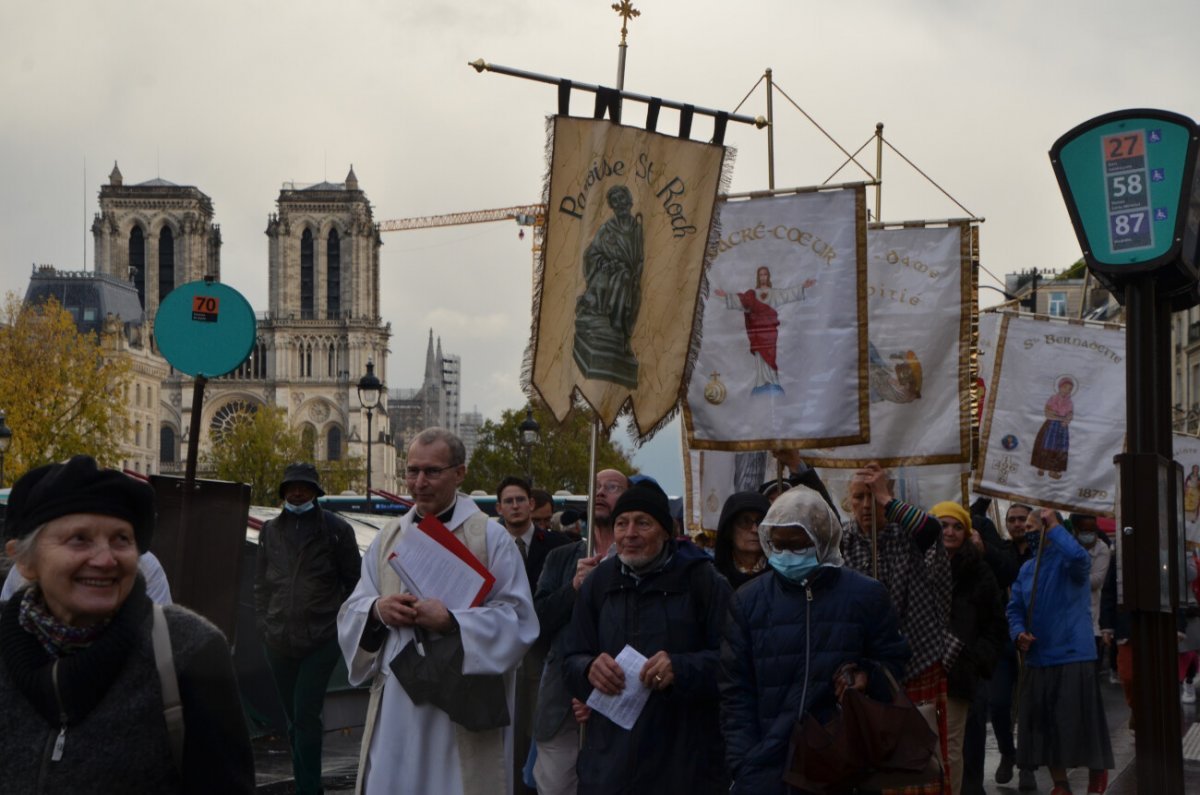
[0,294,132,485]
[206,406,306,505]
[462,405,637,494]
[205,404,365,505]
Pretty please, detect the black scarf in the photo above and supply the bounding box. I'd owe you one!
[0,576,150,726]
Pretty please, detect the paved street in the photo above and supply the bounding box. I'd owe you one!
[253,672,1200,793]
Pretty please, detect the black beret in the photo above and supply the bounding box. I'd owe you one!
[610,482,673,536]
[4,455,156,553]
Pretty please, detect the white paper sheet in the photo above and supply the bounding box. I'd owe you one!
[388,525,489,611]
[585,644,652,731]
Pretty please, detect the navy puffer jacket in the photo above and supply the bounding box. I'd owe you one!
[720,565,911,795]
[562,540,732,795]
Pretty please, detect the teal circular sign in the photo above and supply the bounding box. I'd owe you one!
[154,281,257,377]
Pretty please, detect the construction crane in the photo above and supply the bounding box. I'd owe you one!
[379,204,545,233]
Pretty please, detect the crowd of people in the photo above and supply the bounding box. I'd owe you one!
[2,433,1197,795]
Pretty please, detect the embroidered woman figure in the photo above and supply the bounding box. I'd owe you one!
[1032,376,1076,479]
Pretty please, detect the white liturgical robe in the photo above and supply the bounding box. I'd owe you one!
[338,494,538,795]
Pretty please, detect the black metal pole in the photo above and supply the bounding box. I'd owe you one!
[177,375,207,609]
[1122,278,1184,793]
[365,407,373,513]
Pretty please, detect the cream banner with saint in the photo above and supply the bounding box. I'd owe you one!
[805,223,974,467]
[975,314,1126,515]
[684,189,868,449]
[529,116,731,438]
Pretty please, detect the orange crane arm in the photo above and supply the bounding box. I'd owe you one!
[379,203,546,232]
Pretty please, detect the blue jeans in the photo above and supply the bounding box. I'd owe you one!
[264,638,341,795]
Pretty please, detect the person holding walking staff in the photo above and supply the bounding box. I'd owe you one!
[1007,507,1113,795]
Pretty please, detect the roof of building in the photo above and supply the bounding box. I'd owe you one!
[134,177,180,188]
[24,267,145,335]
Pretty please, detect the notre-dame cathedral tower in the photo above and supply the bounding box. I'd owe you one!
[90,164,393,489]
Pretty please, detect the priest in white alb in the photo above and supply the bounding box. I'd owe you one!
[338,427,539,795]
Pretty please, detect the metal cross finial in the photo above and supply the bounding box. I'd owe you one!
[612,1,640,44]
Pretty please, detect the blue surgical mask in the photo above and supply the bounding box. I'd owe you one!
[768,549,821,583]
[284,500,315,515]
[1076,531,1097,548]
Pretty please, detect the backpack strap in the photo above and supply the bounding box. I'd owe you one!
[152,604,185,773]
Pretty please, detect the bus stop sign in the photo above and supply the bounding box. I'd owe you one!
[1050,109,1200,298]
[154,280,257,378]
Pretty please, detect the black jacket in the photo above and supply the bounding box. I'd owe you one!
[946,543,1008,700]
[562,541,732,794]
[254,506,361,657]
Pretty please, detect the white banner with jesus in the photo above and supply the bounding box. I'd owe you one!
[683,188,868,450]
[974,314,1126,516]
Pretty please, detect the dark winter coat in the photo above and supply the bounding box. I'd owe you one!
[719,565,910,795]
[0,578,254,794]
[254,505,361,657]
[945,542,1008,700]
[562,540,733,795]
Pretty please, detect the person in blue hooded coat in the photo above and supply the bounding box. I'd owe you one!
[561,481,733,794]
[720,485,911,795]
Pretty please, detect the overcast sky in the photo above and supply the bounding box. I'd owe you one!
[4,1,1197,493]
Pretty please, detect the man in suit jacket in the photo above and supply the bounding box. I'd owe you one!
[498,475,573,794]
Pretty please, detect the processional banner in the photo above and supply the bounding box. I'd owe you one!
[683,189,868,449]
[803,223,975,468]
[529,116,732,438]
[684,447,967,534]
[974,313,1126,516]
[1173,433,1200,548]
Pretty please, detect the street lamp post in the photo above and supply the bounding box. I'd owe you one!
[357,362,383,512]
[519,407,540,486]
[0,411,11,488]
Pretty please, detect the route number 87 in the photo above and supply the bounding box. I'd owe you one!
[1110,174,1143,197]
[1113,213,1144,235]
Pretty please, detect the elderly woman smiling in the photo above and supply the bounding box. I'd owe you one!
[0,455,254,794]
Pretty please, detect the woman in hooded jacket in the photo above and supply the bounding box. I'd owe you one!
[713,491,771,589]
[720,485,911,794]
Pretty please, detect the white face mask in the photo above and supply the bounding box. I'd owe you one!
[284,500,315,515]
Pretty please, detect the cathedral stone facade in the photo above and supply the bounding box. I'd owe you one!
[87,164,395,492]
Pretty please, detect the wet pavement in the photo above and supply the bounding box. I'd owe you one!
[252,673,1200,793]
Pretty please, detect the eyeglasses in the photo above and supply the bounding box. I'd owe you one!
[596,482,625,494]
[405,465,457,480]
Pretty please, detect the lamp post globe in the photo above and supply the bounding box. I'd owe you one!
[357,362,383,512]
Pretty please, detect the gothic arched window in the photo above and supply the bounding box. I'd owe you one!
[327,229,341,318]
[300,228,314,318]
[129,226,146,308]
[327,426,343,461]
[210,399,258,444]
[160,426,176,463]
[158,226,175,301]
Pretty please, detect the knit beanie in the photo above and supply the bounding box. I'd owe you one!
[4,455,157,552]
[611,482,673,535]
[930,501,973,534]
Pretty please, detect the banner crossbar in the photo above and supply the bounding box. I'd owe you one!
[470,59,767,129]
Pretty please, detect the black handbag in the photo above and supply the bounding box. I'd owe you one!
[389,627,510,732]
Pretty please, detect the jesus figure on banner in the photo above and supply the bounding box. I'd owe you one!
[714,265,816,395]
